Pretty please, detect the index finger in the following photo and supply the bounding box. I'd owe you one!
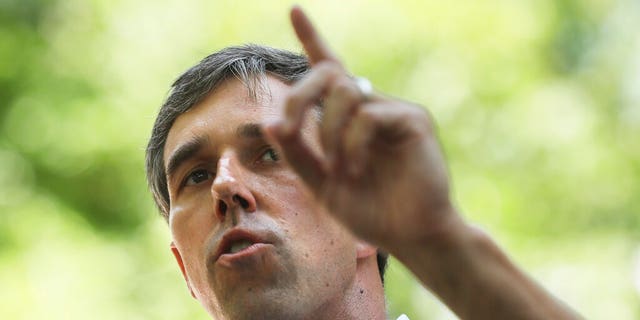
[290,6,343,66]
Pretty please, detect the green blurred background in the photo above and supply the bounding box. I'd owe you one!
[1,0,639,319]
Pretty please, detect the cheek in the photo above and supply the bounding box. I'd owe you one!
[169,199,218,273]
[257,172,320,225]
[259,173,356,262]
[283,206,358,289]
[170,211,217,299]
[170,189,218,236]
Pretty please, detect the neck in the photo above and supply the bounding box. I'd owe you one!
[308,256,387,320]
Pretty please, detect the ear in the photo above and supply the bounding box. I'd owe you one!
[170,242,196,299]
[355,240,377,260]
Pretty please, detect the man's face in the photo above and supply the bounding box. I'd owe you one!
[163,76,360,319]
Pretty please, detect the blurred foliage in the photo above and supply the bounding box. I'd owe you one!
[1,0,639,319]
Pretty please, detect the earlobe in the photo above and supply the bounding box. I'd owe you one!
[355,240,377,259]
[170,242,197,299]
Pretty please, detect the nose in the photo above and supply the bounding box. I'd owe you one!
[211,154,257,222]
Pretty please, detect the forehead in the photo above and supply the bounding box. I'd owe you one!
[163,77,290,161]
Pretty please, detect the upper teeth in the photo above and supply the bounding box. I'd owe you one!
[229,240,253,254]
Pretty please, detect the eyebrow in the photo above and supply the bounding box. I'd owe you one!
[165,123,265,181]
[166,135,209,181]
[235,123,264,139]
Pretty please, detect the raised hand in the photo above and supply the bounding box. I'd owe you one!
[265,7,583,319]
[265,6,457,251]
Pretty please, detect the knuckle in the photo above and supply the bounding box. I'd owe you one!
[356,107,378,126]
[413,105,433,123]
[404,105,434,133]
[334,79,351,93]
[329,78,360,104]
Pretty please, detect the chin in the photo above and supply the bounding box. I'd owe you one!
[208,289,309,320]
[206,263,304,319]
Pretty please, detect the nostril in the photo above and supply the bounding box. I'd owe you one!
[233,195,249,209]
[218,201,227,216]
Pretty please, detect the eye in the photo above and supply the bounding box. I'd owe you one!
[260,148,280,163]
[184,169,213,186]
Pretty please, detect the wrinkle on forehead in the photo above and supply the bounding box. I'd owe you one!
[197,76,281,121]
[164,76,291,167]
[167,76,278,141]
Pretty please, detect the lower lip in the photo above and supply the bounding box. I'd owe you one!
[216,243,273,267]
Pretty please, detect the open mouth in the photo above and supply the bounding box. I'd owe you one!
[214,228,272,263]
[227,239,255,254]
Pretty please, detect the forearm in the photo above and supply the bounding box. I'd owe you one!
[390,212,581,320]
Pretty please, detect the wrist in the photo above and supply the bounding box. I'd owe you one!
[387,207,479,262]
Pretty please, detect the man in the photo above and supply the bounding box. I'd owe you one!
[145,7,582,320]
